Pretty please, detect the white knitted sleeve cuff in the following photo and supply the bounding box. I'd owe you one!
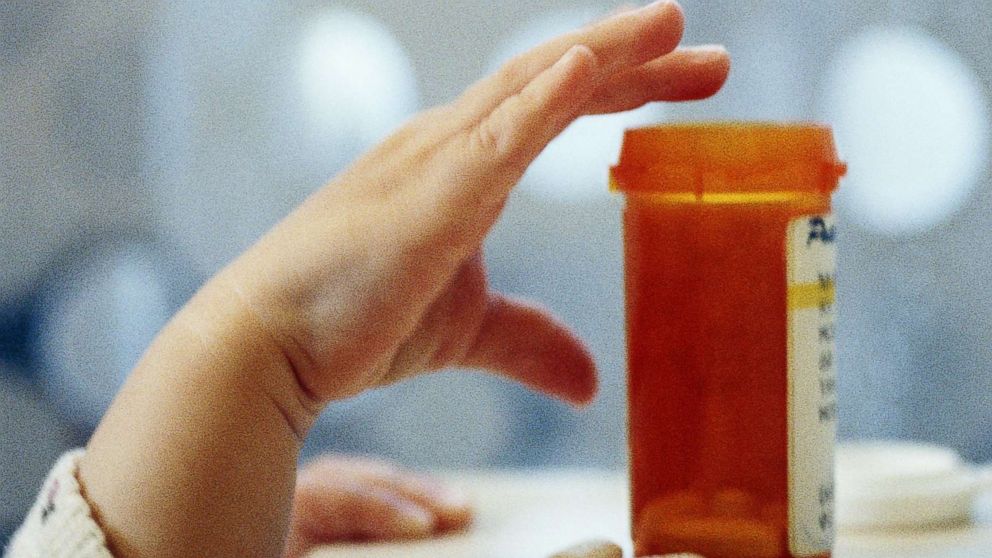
[4,450,113,558]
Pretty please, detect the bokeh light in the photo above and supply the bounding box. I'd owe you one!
[146,3,418,275]
[296,9,418,156]
[822,27,990,235]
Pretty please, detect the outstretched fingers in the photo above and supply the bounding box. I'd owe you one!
[405,1,728,254]
[467,45,600,179]
[419,44,601,235]
[585,45,731,114]
[456,1,685,123]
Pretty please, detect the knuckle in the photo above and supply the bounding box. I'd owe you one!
[469,108,530,173]
[470,113,509,157]
[495,54,529,91]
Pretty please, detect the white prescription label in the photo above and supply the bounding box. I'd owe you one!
[786,214,837,556]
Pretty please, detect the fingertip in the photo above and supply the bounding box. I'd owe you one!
[704,44,732,79]
[434,486,474,517]
[640,0,685,58]
[566,359,599,408]
[693,45,732,99]
[660,1,686,37]
[717,48,732,83]
[411,477,474,530]
[552,334,598,408]
[568,44,599,70]
[435,496,474,532]
[664,44,732,102]
[530,329,599,408]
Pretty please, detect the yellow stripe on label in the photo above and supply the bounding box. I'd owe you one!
[788,281,835,311]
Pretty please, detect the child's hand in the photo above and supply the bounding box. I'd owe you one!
[203,0,728,431]
[282,455,472,558]
[76,2,729,557]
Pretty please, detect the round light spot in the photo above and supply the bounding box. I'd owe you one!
[822,27,989,235]
[0,369,77,532]
[146,4,418,275]
[297,10,418,152]
[489,8,667,203]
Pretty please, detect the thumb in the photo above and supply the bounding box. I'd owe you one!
[459,294,597,406]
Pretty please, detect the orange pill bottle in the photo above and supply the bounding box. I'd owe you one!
[610,123,846,558]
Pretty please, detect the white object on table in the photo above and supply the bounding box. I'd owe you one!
[836,441,992,532]
[310,468,992,558]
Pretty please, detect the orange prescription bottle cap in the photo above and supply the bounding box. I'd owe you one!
[610,122,847,199]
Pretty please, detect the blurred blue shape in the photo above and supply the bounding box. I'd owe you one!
[0,303,33,373]
[0,363,80,541]
[0,0,59,58]
[304,372,518,469]
[0,0,154,308]
[30,237,191,430]
[821,2,992,461]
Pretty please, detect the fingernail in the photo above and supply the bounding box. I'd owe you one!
[558,45,586,66]
[396,506,435,537]
[557,45,580,66]
[435,486,471,510]
[641,0,674,11]
[693,44,729,56]
[690,45,731,68]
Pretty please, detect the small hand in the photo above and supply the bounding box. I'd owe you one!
[282,455,472,558]
[214,0,731,433]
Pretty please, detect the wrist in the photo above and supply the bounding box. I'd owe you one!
[178,273,325,441]
[78,273,317,557]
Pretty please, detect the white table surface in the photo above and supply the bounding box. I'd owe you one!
[310,470,992,558]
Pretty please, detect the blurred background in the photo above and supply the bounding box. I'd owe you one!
[2,0,991,541]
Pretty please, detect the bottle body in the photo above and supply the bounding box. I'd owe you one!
[612,123,844,558]
[625,199,833,558]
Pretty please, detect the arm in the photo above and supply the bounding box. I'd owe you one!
[78,2,730,556]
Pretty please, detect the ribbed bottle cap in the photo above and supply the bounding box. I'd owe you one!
[610,122,846,197]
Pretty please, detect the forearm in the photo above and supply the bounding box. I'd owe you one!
[78,277,318,558]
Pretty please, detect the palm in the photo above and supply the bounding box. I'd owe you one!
[381,252,490,383]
